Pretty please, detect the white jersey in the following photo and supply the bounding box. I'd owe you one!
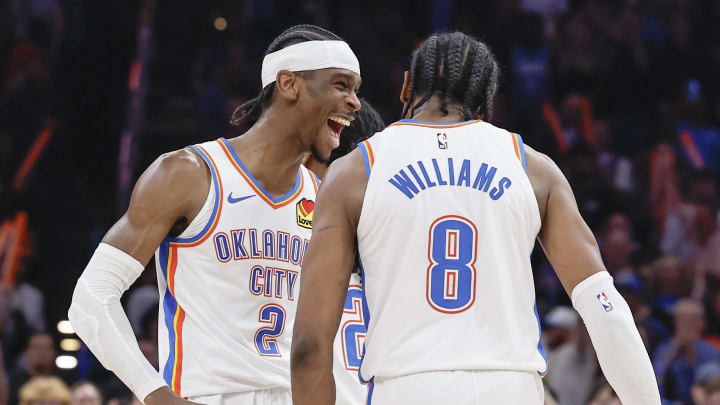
[333,273,368,405]
[154,138,319,398]
[355,119,545,384]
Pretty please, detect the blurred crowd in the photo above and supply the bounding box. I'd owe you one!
[1,0,720,404]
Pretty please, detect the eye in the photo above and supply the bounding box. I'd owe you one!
[334,81,348,90]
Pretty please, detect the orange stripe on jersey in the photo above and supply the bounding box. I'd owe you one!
[511,133,522,163]
[217,139,303,209]
[166,246,185,394]
[309,170,320,192]
[388,119,482,129]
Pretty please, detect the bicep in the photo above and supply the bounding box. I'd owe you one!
[537,163,606,296]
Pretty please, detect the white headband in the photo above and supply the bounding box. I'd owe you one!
[261,40,360,88]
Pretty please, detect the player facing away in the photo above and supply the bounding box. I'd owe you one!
[304,99,385,405]
[68,24,361,405]
[291,32,661,405]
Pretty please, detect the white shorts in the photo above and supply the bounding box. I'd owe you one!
[188,388,291,405]
[370,370,544,405]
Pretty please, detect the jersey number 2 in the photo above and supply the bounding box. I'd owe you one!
[254,304,285,356]
[341,286,366,370]
[426,215,478,313]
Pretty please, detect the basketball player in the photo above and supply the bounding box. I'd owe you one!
[68,24,361,405]
[304,99,385,405]
[291,32,660,404]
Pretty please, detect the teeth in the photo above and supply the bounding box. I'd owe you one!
[329,116,351,127]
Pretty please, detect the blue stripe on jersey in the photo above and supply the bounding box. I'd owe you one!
[515,133,528,171]
[311,170,321,186]
[357,258,372,383]
[366,378,375,405]
[158,241,177,385]
[396,118,476,126]
[359,143,372,179]
[534,302,548,376]
[165,145,221,244]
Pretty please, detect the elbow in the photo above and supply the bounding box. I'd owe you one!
[291,332,329,373]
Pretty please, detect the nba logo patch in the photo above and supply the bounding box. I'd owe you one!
[597,292,614,312]
[296,198,314,229]
[437,133,448,149]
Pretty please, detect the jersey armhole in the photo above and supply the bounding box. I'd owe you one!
[165,144,223,245]
[358,140,375,179]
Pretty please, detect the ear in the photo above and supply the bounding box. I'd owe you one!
[275,70,299,102]
[399,71,411,104]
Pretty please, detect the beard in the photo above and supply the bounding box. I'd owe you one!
[310,143,330,165]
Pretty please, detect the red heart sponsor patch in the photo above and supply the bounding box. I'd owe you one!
[299,198,314,217]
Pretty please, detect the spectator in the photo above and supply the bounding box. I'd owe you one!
[70,380,102,405]
[542,306,577,353]
[546,318,599,405]
[9,333,57,405]
[19,376,71,405]
[691,363,720,405]
[653,299,720,403]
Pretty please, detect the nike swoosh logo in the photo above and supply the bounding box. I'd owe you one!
[227,193,256,204]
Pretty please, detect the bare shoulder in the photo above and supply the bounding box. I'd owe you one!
[524,145,570,221]
[133,148,211,202]
[316,147,368,228]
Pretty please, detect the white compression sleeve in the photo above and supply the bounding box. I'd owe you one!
[571,271,660,405]
[69,243,167,402]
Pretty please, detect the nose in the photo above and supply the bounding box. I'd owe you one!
[347,90,361,112]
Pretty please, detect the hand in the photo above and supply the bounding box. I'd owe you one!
[144,387,203,405]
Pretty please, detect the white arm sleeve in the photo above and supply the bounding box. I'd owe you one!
[68,243,167,402]
[571,271,660,405]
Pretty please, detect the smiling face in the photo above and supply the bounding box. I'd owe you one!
[297,68,361,162]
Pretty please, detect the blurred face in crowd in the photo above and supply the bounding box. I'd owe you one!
[26,334,55,374]
[71,383,102,405]
[602,213,631,271]
[674,300,705,342]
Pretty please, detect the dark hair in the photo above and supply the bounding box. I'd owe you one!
[230,25,343,126]
[401,32,499,121]
[328,98,385,164]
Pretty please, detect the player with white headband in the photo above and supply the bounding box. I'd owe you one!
[69,24,361,405]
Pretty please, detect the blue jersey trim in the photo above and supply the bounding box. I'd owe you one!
[359,143,372,179]
[158,241,177,385]
[515,133,528,171]
[534,302,548,376]
[357,258,372,383]
[219,137,302,204]
[164,145,221,244]
[396,118,477,125]
[366,378,374,405]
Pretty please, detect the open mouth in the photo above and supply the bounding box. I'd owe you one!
[327,116,350,148]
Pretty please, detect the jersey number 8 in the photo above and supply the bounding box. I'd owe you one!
[426,215,478,314]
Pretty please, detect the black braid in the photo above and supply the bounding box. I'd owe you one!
[230,25,343,127]
[401,32,499,121]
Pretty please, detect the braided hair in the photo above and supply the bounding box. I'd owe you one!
[401,32,499,121]
[328,98,385,164]
[230,25,343,126]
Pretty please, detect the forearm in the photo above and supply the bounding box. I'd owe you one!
[572,272,661,405]
[69,243,167,402]
[291,338,335,405]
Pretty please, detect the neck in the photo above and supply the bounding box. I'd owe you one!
[227,105,310,197]
[302,155,327,180]
[408,95,469,123]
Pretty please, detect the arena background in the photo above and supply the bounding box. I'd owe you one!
[1,0,720,403]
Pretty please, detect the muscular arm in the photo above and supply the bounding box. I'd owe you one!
[525,147,606,294]
[69,149,209,405]
[526,146,660,404]
[291,150,367,405]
